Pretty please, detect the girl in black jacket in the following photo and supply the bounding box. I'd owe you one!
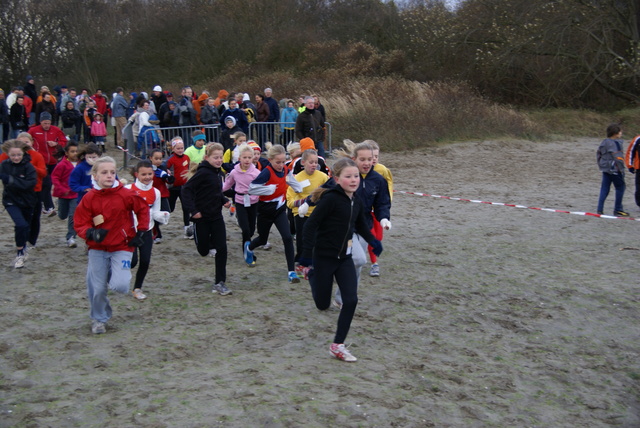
[299,158,382,362]
[181,143,232,295]
[0,139,37,268]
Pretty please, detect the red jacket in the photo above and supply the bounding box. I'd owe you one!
[51,158,78,199]
[74,183,150,252]
[28,125,67,165]
[0,149,47,192]
[166,154,190,187]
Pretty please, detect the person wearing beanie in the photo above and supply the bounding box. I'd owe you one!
[220,98,249,134]
[150,86,167,114]
[185,132,207,165]
[291,137,331,175]
[220,116,242,153]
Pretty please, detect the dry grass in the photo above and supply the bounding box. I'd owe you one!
[160,73,640,152]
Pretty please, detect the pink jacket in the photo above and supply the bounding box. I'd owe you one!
[51,158,79,199]
[90,120,107,137]
[222,162,260,205]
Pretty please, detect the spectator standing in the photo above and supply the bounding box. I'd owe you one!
[263,88,280,143]
[0,89,8,142]
[295,96,326,157]
[280,99,298,145]
[112,87,129,148]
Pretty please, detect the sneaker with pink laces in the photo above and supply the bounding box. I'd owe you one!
[330,343,357,362]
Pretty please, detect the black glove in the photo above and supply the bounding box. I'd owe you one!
[86,228,109,243]
[298,257,313,267]
[370,239,383,256]
[128,230,146,247]
[629,167,635,174]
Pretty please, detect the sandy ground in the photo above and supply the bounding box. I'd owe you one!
[0,138,639,427]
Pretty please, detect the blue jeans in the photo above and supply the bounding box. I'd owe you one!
[57,198,77,240]
[86,250,133,322]
[597,172,626,213]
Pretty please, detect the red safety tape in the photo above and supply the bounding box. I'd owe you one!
[394,190,639,221]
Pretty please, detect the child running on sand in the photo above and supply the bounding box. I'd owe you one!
[0,139,37,269]
[74,156,149,334]
[286,148,329,275]
[181,143,232,295]
[298,157,382,362]
[185,131,207,165]
[51,142,79,248]
[125,160,171,301]
[69,143,102,202]
[365,139,393,277]
[165,137,192,238]
[244,144,304,282]
[333,140,391,308]
[222,144,260,264]
[149,148,174,243]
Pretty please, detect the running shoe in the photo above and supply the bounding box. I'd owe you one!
[91,320,106,334]
[261,241,272,250]
[614,210,630,217]
[132,288,147,301]
[14,255,26,269]
[212,282,232,296]
[243,241,254,265]
[288,271,300,284]
[369,263,380,277]
[67,238,77,248]
[330,343,357,362]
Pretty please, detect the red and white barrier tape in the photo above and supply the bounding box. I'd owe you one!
[394,190,639,221]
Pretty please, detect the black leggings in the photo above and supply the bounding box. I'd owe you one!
[309,256,358,344]
[169,186,190,227]
[194,217,227,284]
[294,215,308,262]
[28,192,42,246]
[236,203,258,249]
[249,201,295,271]
[131,230,153,290]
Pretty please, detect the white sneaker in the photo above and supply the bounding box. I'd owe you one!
[132,288,147,301]
[208,249,217,257]
[184,225,194,239]
[369,263,380,277]
[14,255,26,269]
[91,320,106,334]
[67,238,77,248]
[330,343,357,362]
[260,241,272,250]
[154,237,163,244]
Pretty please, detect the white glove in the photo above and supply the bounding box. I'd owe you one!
[298,202,309,217]
[380,218,392,230]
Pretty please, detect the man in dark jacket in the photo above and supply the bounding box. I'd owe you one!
[295,96,326,157]
[264,88,279,144]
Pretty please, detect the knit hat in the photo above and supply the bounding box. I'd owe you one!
[192,134,206,143]
[40,112,52,121]
[243,93,250,102]
[300,137,315,152]
[153,85,162,92]
[248,141,261,152]
[225,116,236,126]
[26,75,33,81]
